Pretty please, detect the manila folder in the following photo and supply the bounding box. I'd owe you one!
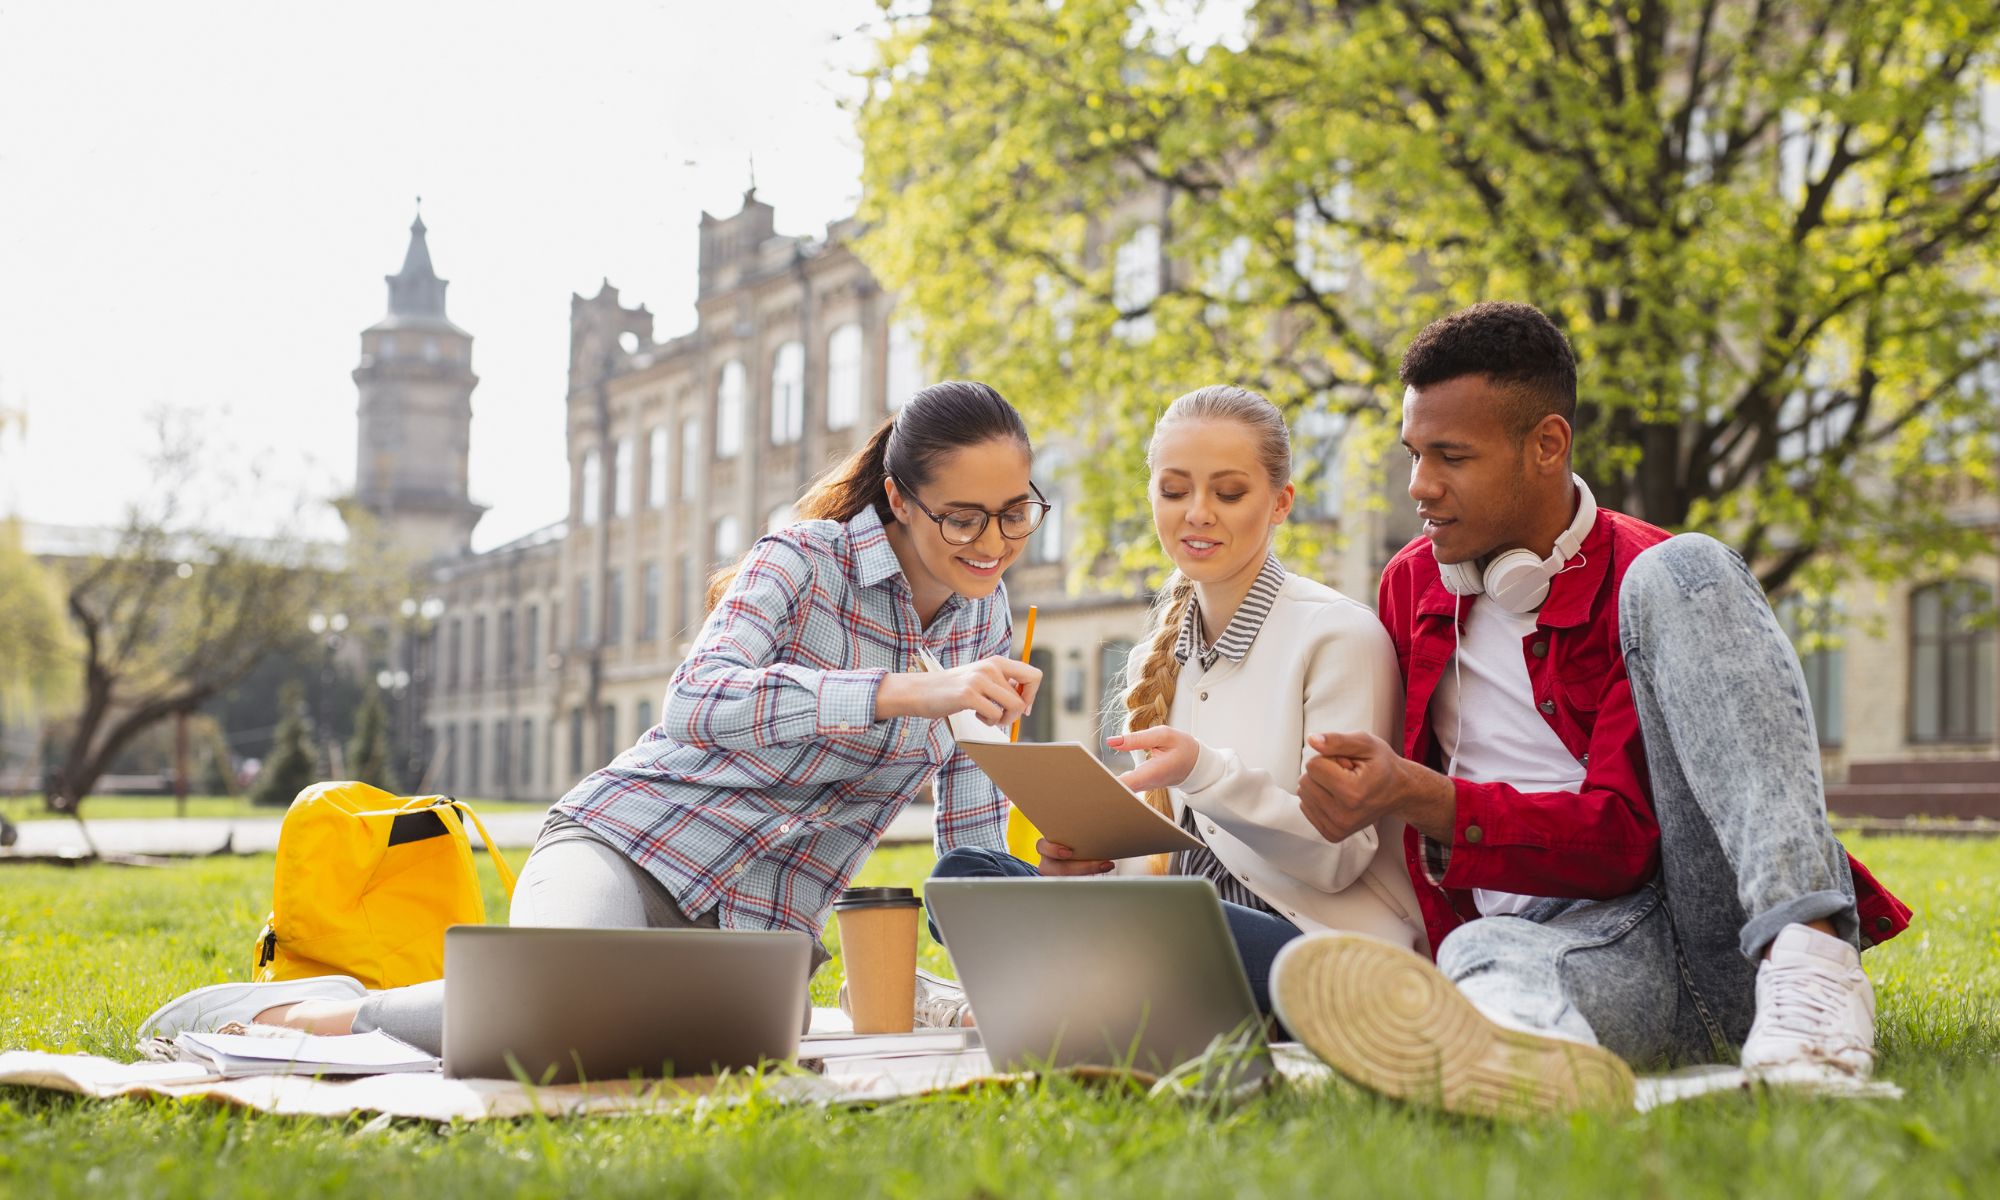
[956,741,1202,862]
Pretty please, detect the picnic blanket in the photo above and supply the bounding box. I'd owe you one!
[0,1009,1900,1122]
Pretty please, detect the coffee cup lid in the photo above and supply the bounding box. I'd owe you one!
[834,886,922,910]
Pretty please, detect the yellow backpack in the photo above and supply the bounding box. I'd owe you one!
[251,782,518,990]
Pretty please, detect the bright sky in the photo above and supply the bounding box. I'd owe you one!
[0,0,885,550]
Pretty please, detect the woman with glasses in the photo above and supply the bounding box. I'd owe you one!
[141,381,1049,1048]
[928,386,1425,1020]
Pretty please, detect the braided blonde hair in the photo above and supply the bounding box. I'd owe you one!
[1121,386,1293,863]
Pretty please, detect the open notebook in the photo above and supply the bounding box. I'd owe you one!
[917,650,1200,861]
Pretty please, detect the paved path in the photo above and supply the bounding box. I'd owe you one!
[1,804,939,860]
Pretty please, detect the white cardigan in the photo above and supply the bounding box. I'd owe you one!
[1121,572,1429,955]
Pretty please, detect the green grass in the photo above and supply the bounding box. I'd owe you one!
[2,836,1997,1198]
[1,794,557,823]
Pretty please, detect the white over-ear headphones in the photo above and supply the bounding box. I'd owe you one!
[1437,475,1597,613]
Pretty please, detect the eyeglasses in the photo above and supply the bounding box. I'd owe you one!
[895,478,1051,546]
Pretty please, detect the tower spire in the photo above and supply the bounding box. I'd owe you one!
[386,201,448,320]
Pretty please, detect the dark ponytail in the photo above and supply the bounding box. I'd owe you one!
[706,380,1031,610]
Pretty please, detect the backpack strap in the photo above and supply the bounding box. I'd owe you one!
[435,800,519,900]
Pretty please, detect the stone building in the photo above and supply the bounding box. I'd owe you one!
[350,199,1995,806]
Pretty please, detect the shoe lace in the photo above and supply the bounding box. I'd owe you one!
[1760,963,1875,1065]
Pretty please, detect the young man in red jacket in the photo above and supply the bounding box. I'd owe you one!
[1269,302,1910,1117]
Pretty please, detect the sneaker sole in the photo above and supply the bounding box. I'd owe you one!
[1271,933,1635,1120]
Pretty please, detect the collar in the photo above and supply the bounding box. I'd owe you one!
[1175,553,1287,670]
[845,505,903,590]
[1415,509,1613,630]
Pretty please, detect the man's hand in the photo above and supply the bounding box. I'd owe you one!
[1298,731,1457,843]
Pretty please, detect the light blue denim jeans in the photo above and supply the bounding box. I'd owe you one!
[1437,534,1859,1067]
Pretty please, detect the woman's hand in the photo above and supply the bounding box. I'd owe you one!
[875,656,1042,727]
[1107,726,1201,792]
[1035,838,1113,876]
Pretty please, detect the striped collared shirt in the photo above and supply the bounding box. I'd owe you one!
[553,505,1011,936]
[1169,552,1288,915]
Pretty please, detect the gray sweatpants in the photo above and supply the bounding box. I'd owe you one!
[352,817,828,1056]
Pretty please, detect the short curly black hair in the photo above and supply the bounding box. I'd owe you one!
[1398,302,1577,436]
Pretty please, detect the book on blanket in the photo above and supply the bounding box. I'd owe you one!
[172,1029,438,1077]
[917,651,1203,863]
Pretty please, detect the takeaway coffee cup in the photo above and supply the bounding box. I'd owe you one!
[834,886,922,1034]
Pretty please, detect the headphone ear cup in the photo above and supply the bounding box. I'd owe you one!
[1438,558,1484,596]
[1483,549,1555,613]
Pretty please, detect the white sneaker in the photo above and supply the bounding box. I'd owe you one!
[836,968,974,1029]
[138,976,367,1040]
[1741,924,1875,1078]
[1270,932,1635,1119]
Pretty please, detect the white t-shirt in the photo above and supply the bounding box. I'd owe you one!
[1430,598,1586,917]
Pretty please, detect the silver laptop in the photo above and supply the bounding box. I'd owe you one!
[925,878,1270,1082]
[442,925,811,1082]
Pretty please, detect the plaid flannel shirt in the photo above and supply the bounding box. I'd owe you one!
[552,505,1013,936]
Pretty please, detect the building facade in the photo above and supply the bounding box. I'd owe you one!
[354,199,1997,805]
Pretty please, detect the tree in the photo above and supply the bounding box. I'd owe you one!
[346,685,394,793]
[253,683,319,808]
[858,0,2000,590]
[44,419,332,812]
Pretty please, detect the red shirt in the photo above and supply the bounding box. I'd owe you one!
[1374,509,1911,957]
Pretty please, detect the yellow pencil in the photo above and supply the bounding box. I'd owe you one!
[1010,605,1038,742]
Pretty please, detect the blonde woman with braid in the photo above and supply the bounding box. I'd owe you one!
[931,386,1426,1016]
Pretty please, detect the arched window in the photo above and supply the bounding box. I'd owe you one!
[1910,580,1996,743]
[886,319,925,410]
[647,426,668,509]
[578,449,602,526]
[679,415,701,500]
[1776,593,1845,746]
[771,341,805,445]
[715,360,746,458]
[612,436,634,518]
[826,323,864,430]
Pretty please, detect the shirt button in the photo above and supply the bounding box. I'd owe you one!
[1199,691,1209,701]
[1531,640,1548,658]
[1205,823,1219,836]
[779,823,794,834]
[1237,872,1250,882]
[1465,825,1484,844]
[1538,699,1557,715]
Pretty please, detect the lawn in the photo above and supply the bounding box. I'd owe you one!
[1,835,1996,1199]
[0,794,557,823]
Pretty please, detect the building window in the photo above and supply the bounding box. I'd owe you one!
[605,568,625,647]
[1096,639,1136,764]
[443,726,458,792]
[713,514,742,564]
[579,448,602,526]
[648,426,668,509]
[524,604,540,674]
[716,360,746,458]
[826,323,863,430]
[641,561,661,641]
[380,335,397,359]
[1029,453,1063,565]
[569,707,584,776]
[635,700,654,740]
[1020,647,1056,743]
[1910,580,1996,743]
[493,721,510,795]
[886,318,924,410]
[498,609,515,679]
[613,436,634,519]
[766,503,797,534]
[471,614,486,685]
[467,722,482,794]
[771,341,805,446]
[575,577,594,648]
[446,619,462,691]
[520,718,534,788]
[1112,223,1161,342]
[600,703,619,764]
[1777,594,1845,747]
[680,415,702,501]
[1296,407,1351,520]
[678,552,697,633]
